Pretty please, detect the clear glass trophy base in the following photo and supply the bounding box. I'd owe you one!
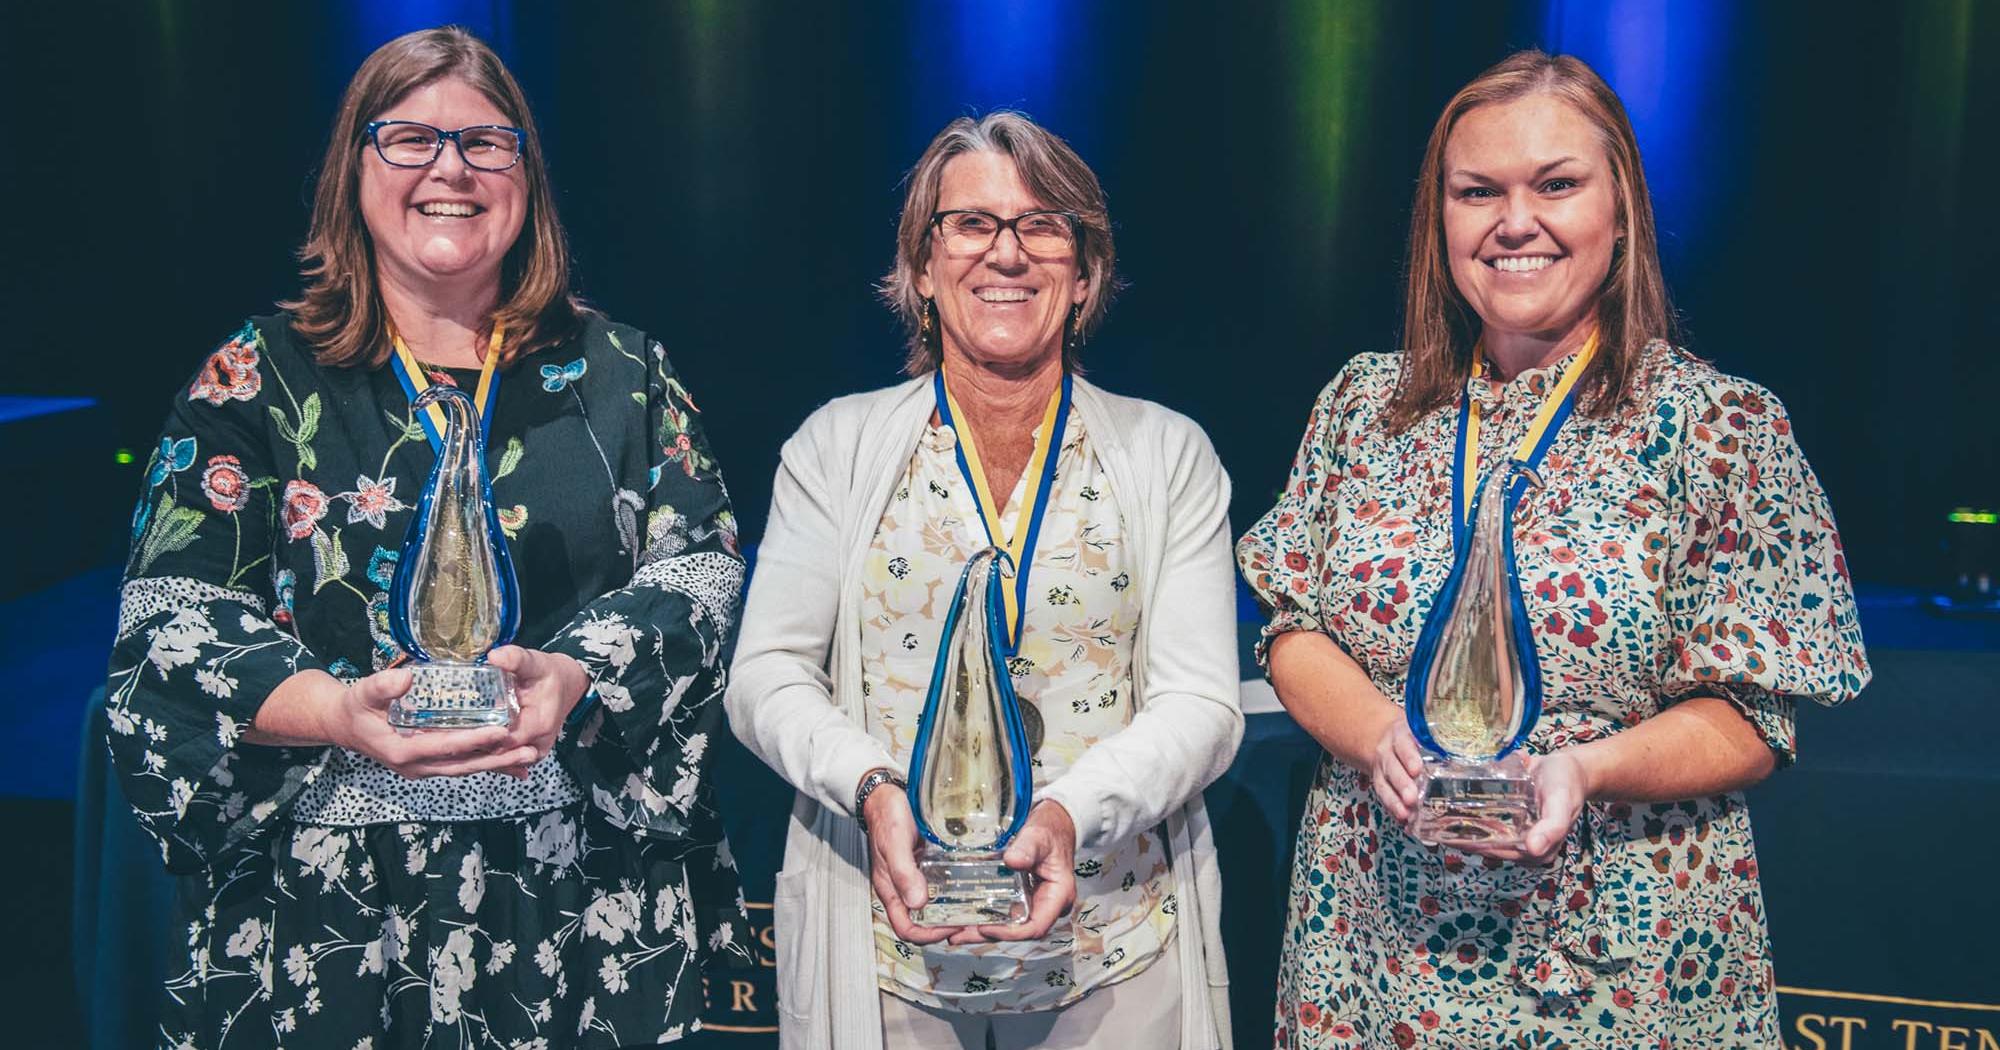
[1408,751,1537,848]
[387,661,517,730]
[914,847,1031,927]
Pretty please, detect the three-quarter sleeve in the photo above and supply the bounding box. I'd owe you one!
[1235,361,1365,672]
[544,341,745,848]
[104,323,330,874]
[1655,375,1871,764]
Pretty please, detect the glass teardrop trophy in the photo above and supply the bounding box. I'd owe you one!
[905,547,1033,926]
[386,384,522,729]
[1404,464,1544,847]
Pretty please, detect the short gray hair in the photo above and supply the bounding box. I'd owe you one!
[880,111,1118,376]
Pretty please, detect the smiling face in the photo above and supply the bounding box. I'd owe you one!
[1442,93,1620,350]
[358,77,528,303]
[915,151,1087,373]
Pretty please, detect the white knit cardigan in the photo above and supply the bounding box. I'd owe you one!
[727,373,1242,1050]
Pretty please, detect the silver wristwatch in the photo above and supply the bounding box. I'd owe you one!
[854,767,907,828]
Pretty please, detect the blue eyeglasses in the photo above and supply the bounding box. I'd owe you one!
[364,120,527,172]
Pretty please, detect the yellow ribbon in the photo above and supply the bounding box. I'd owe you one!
[1460,329,1600,525]
[940,370,1067,647]
[389,324,504,443]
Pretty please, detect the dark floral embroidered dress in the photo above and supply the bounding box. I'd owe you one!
[1237,345,1869,1049]
[106,313,751,1049]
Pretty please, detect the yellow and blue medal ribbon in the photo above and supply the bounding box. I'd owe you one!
[1406,331,1599,760]
[933,368,1072,656]
[1449,329,1599,548]
[388,325,504,453]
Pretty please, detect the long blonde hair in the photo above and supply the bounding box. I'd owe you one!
[1386,50,1676,431]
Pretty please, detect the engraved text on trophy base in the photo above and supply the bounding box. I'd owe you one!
[914,846,1031,927]
[389,662,517,730]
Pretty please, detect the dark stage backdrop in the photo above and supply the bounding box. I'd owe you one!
[3,0,1996,590]
[9,1,2000,1048]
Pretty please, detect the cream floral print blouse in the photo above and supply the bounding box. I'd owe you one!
[860,411,1177,1013]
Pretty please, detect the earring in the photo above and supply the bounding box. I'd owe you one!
[919,298,936,345]
[1064,305,1085,357]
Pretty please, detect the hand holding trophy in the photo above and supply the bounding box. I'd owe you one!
[385,381,522,730]
[905,547,1034,926]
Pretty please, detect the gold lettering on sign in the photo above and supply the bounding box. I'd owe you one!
[1895,1020,1936,1049]
[757,922,777,967]
[747,900,778,968]
[731,979,758,1013]
[1879,1021,2000,1050]
[1831,1017,1871,1050]
[1793,1014,1869,1050]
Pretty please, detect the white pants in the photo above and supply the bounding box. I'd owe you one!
[878,939,1182,1050]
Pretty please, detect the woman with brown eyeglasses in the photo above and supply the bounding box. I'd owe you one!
[728,110,1242,1050]
[104,27,748,1048]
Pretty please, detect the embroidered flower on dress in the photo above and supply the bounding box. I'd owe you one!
[280,480,328,540]
[337,474,405,529]
[366,546,398,589]
[273,568,296,625]
[365,592,399,667]
[201,455,250,512]
[540,358,587,392]
[189,325,263,406]
[149,436,198,488]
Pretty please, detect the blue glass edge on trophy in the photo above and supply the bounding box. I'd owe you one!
[1498,469,1544,754]
[1402,462,1544,762]
[902,557,971,845]
[905,548,1036,852]
[386,383,521,662]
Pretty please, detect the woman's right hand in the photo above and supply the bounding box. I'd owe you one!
[1370,712,1426,825]
[250,667,533,778]
[863,780,963,946]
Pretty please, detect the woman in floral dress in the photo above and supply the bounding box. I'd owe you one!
[104,28,747,1048]
[1237,52,1869,1048]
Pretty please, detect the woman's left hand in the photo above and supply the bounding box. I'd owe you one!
[1459,750,1589,865]
[487,645,592,779]
[946,800,1079,945]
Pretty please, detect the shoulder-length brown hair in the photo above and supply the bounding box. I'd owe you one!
[1386,49,1676,431]
[880,111,1118,376]
[281,26,585,369]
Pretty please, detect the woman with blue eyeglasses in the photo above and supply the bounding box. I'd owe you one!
[104,27,747,1048]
